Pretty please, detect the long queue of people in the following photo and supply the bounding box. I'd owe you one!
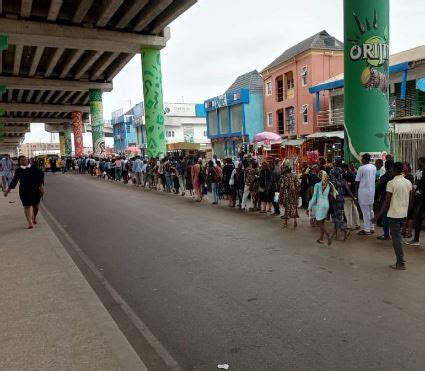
[65,153,425,270]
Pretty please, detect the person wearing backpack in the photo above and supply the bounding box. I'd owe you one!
[191,158,205,202]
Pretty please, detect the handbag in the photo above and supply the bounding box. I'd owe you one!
[298,196,302,208]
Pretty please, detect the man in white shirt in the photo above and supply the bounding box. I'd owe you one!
[374,162,413,270]
[355,153,377,235]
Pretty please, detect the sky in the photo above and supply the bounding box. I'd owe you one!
[25,0,425,144]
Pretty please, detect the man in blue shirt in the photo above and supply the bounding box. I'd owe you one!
[132,156,143,187]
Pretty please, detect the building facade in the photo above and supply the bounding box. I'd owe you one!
[261,30,344,140]
[19,142,60,157]
[111,109,137,153]
[129,102,209,155]
[310,45,425,164]
[204,70,264,158]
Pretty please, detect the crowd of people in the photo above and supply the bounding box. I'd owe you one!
[2,151,424,270]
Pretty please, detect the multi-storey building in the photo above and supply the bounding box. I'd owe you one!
[261,30,344,159]
[204,70,264,158]
[310,45,425,165]
[111,109,137,153]
[128,102,209,156]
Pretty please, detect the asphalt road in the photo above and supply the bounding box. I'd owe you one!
[42,172,425,371]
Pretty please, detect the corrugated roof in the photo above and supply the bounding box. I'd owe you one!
[225,70,264,93]
[261,30,343,73]
[390,45,425,66]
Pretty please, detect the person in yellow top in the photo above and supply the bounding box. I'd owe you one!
[374,162,413,270]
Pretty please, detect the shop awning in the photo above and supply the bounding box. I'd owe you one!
[281,139,305,147]
[306,131,344,139]
[167,142,200,151]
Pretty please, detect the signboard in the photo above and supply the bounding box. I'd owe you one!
[163,103,196,117]
[215,95,228,108]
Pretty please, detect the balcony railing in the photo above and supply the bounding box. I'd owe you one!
[391,98,425,119]
[317,108,345,128]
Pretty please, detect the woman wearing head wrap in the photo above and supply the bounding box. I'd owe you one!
[278,165,300,228]
[308,170,336,245]
[330,159,353,241]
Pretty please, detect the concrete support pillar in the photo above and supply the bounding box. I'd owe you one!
[141,48,166,159]
[59,132,65,156]
[89,89,105,156]
[344,0,390,162]
[64,124,72,156]
[72,111,84,157]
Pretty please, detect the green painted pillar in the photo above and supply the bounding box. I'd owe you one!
[89,89,105,156]
[59,132,65,156]
[141,48,166,158]
[344,0,390,162]
[64,124,72,156]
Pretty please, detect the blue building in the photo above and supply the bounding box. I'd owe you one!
[204,70,264,158]
[111,109,137,153]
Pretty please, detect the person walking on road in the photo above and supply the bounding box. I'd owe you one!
[258,161,273,213]
[279,165,300,228]
[375,159,394,240]
[207,160,222,205]
[405,158,425,247]
[330,159,351,241]
[1,154,14,190]
[374,162,413,270]
[191,158,205,202]
[355,153,376,235]
[308,170,336,245]
[4,155,44,229]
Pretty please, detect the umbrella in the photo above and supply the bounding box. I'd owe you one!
[125,146,141,154]
[252,131,282,144]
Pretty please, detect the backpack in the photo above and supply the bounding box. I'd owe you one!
[198,166,206,184]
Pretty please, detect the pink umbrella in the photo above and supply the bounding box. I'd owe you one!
[125,146,141,154]
[252,131,282,143]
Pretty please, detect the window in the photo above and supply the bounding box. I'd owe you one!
[285,107,295,134]
[126,123,131,133]
[276,76,284,102]
[166,130,175,138]
[267,112,273,127]
[301,66,308,86]
[302,104,308,124]
[285,71,295,99]
[230,104,243,133]
[208,111,218,135]
[266,81,272,96]
[219,108,229,134]
[203,130,207,137]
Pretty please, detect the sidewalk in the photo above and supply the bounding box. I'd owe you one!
[0,191,146,370]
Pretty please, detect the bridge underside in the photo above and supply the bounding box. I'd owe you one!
[0,0,197,153]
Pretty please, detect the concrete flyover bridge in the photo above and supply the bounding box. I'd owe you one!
[0,0,197,156]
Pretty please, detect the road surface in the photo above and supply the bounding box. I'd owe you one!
[42,173,425,370]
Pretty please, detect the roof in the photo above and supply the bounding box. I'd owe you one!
[306,131,344,139]
[225,70,264,94]
[390,45,425,66]
[310,45,425,92]
[261,30,343,73]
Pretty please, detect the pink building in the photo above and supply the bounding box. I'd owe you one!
[261,31,344,141]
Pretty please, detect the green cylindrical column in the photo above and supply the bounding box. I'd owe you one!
[344,0,390,162]
[64,124,72,156]
[141,48,166,159]
[89,89,105,156]
[59,132,65,156]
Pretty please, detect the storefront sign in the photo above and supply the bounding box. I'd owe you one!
[164,103,196,117]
